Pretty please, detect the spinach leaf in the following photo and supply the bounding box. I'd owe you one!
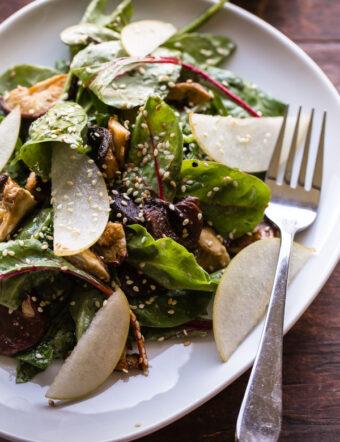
[142,322,211,341]
[176,160,271,238]
[129,289,212,328]
[0,65,58,94]
[55,59,70,74]
[127,225,218,292]
[0,274,29,310]
[70,41,126,71]
[78,49,181,108]
[17,341,53,370]
[19,102,88,178]
[127,95,183,201]
[17,208,53,241]
[2,137,30,187]
[207,67,286,117]
[61,23,119,48]
[70,288,103,340]
[163,33,235,68]
[81,0,133,32]
[16,362,43,384]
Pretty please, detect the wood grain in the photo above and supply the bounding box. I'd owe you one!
[0,1,339,441]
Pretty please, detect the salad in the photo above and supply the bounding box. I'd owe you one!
[0,0,310,401]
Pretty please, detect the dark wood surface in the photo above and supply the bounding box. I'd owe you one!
[0,1,339,441]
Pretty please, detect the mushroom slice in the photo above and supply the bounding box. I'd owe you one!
[167,82,212,105]
[196,227,230,273]
[66,249,110,282]
[1,74,67,118]
[94,221,127,266]
[108,117,130,167]
[121,20,177,57]
[52,143,110,256]
[0,106,21,172]
[0,174,36,241]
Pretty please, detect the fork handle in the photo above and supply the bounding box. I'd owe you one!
[236,230,294,442]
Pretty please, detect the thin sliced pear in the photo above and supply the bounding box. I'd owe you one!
[0,106,21,172]
[190,113,310,172]
[213,238,313,362]
[46,288,130,400]
[52,143,110,256]
[121,20,177,57]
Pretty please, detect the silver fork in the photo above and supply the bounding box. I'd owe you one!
[236,107,327,442]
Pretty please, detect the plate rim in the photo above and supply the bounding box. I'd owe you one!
[0,1,339,441]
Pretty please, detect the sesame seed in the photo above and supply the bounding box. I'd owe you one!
[121,200,128,207]
[37,307,43,313]
[61,266,69,271]
[181,185,186,193]
[157,337,165,342]
[183,219,189,226]
[197,213,203,221]
[36,353,43,359]
[169,203,175,211]
[168,309,175,315]
[184,340,191,346]
[8,251,15,256]
[207,191,212,197]
[150,284,156,291]
[133,286,140,293]
[233,180,238,187]
[213,187,220,192]
[95,301,101,308]
[2,250,7,256]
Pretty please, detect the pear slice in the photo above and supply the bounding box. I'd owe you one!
[0,106,21,172]
[213,238,313,362]
[190,113,310,172]
[121,20,177,57]
[46,288,130,400]
[51,143,110,256]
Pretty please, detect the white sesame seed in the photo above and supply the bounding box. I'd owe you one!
[8,251,15,256]
[207,191,212,197]
[183,219,189,226]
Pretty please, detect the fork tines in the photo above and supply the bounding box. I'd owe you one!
[266,106,327,192]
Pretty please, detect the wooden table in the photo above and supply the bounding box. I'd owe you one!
[0,1,339,441]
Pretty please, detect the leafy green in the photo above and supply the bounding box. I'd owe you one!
[55,59,70,74]
[17,208,53,241]
[70,288,104,340]
[0,65,58,94]
[70,41,126,71]
[16,362,43,384]
[60,23,119,47]
[176,0,228,35]
[129,289,212,327]
[127,95,183,200]
[127,225,218,292]
[2,137,30,187]
[142,322,211,341]
[176,160,271,238]
[0,275,29,310]
[19,102,88,178]
[16,309,76,383]
[81,0,133,32]
[163,33,235,68]
[77,49,181,108]
[207,67,286,117]
[0,239,113,299]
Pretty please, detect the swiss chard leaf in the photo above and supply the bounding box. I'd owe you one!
[81,0,133,32]
[70,288,104,341]
[127,95,183,201]
[60,23,119,48]
[127,225,218,292]
[0,65,58,94]
[0,239,113,298]
[163,33,235,68]
[19,102,88,178]
[206,67,286,117]
[142,321,212,341]
[176,160,271,238]
[78,50,181,108]
[129,289,212,328]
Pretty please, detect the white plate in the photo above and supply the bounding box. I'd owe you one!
[0,1,339,441]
